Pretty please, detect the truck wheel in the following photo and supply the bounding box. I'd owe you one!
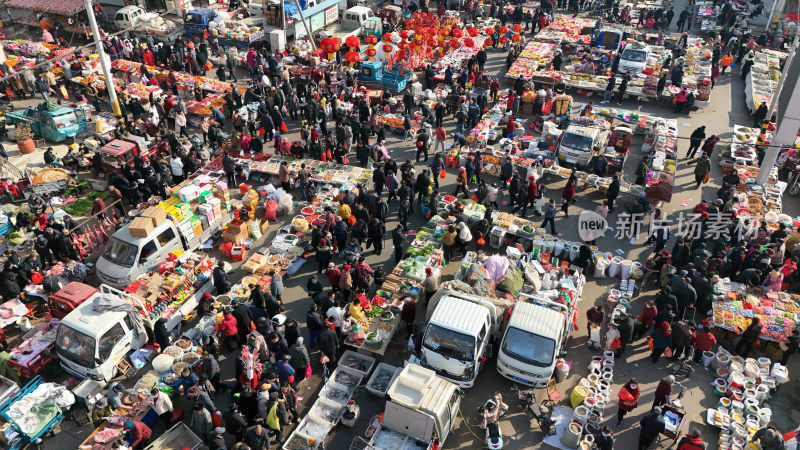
[65,136,75,145]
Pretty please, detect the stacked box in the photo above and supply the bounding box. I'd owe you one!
[141,206,167,226]
[129,217,154,237]
[178,217,196,241]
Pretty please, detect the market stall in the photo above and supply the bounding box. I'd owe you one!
[744,49,786,113]
[6,319,59,380]
[710,280,797,342]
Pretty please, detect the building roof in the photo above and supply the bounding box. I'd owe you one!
[6,0,89,16]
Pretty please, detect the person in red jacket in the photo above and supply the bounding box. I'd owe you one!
[677,429,706,450]
[691,326,717,364]
[561,179,576,216]
[527,176,539,216]
[616,378,641,427]
[125,419,152,449]
[635,300,658,340]
[221,310,240,350]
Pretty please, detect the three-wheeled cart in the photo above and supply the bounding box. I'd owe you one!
[7,320,58,380]
[658,404,686,445]
[0,376,65,449]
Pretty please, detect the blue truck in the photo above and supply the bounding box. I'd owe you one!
[184,8,265,49]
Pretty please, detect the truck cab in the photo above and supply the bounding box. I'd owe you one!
[113,5,147,30]
[370,364,463,448]
[48,282,98,320]
[55,293,148,383]
[557,122,610,167]
[342,6,374,31]
[618,45,650,74]
[184,8,214,36]
[420,296,494,388]
[496,300,570,387]
[99,135,158,173]
[97,220,184,288]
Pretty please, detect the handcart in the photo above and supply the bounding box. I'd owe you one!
[0,376,65,449]
[658,403,686,445]
[7,320,58,380]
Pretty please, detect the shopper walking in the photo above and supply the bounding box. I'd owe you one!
[616,378,640,427]
[541,199,557,234]
[694,154,711,188]
[686,126,706,159]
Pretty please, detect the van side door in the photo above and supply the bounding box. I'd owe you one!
[138,239,160,273]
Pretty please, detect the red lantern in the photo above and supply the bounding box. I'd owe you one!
[382,33,393,43]
[404,18,413,28]
[485,27,494,36]
[345,35,360,49]
[449,38,460,48]
[399,30,409,40]
[382,43,393,53]
[320,37,341,60]
[500,26,509,34]
[417,27,427,38]
[398,49,408,60]
[398,40,408,50]
[345,51,361,64]
[412,12,419,20]
[366,48,377,57]
[452,28,463,38]
[511,34,521,43]
[365,35,378,45]
[427,37,437,47]
[513,24,522,33]
[464,37,474,48]
[437,50,445,58]
[484,38,493,47]
[499,36,508,45]
[438,40,447,48]
[439,28,449,38]
[467,27,478,37]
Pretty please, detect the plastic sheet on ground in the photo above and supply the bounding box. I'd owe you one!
[6,383,74,436]
[542,405,580,450]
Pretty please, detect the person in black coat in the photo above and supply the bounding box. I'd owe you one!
[638,407,666,449]
[212,266,231,295]
[284,319,300,348]
[153,318,171,352]
[231,299,254,345]
[616,313,634,358]
[223,404,247,442]
[606,175,621,211]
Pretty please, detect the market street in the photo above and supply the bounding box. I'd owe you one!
[0,0,797,449]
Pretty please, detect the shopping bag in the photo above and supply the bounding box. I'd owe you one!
[305,364,312,379]
[477,233,486,246]
[703,172,710,184]
[280,122,288,133]
[471,195,479,201]
[440,169,446,179]
[663,347,674,358]
[610,337,621,350]
[647,337,654,350]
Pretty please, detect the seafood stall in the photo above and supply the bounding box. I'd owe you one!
[283,355,374,450]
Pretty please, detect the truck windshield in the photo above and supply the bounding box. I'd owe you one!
[502,327,556,367]
[56,324,96,368]
[622,49,647,62]
[52,111,78,128]
[423,324,475,362]
[561,133,593,153]
[103,237,138,268]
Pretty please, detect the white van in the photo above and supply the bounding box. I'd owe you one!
[97,210,231,288]
[420,296,493,388]
[496,300,571,387]
[55,293,148,383]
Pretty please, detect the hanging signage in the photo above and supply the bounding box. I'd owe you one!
[324,5,338,25]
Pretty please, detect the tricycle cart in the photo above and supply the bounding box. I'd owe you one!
[658,403,686,445]
[7,320,58,380]
[0,376,65,450]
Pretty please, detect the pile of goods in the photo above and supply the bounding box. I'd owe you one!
[711,281,797,341]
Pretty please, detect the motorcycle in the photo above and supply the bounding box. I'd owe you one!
[789,164,800,196]
[514,386,556,437]
[479,397,505,450]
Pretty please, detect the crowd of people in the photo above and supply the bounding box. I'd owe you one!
[0,0,798,446]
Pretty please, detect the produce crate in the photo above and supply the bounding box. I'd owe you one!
[365,363,401,397]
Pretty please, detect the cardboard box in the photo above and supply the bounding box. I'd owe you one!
[141,206,167,226]
[129,217,154,237]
